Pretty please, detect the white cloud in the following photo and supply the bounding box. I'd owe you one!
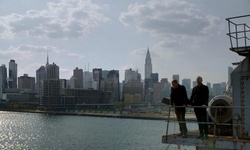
[0,0,110,40]
[67,53,85,59]
[119,0,221,37]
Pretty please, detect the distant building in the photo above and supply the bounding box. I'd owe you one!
[83,71,93,89]
[93,68,102,90]
[124,68,140,82]
[172,74,179,83]
[161,78,171,98]
[123,68,142,103]
[101,70,120,103]
[144,48,153,102]
[153,78,169,102]
[213,83,221,96]
[182,78,191,97]
[8,59,17,89]
[145,47,152,79]
[18,74,35,92]
[69,76,77,89]
[41,79,61,108]
[46,62,59,80]
[36,66,46,94]
[0,64,7,98]
[73,67,83,88]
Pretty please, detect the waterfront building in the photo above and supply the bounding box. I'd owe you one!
[8,59,17,89]
[83,71,93,89]
[73,67,83,88]
[61,88,112,106]
[18,74,35,92]
[123,80,143,104]
[36,66,46,94]
[93,68,102,90]
[41,79,61,107]
[0,64,7,98]
[100,70,120,103]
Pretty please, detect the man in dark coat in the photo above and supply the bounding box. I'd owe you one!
[190,76,209,139]
[169,79,188,138]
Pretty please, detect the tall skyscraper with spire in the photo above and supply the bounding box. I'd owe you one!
[145,47,152,79]
[144,47,153,102]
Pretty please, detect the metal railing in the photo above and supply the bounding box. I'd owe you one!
[165,105,250,139]
[226,15,250,55]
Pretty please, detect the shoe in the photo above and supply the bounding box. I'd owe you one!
[196,134,203,138]
[182,134,187,138]
[203,134,208,139]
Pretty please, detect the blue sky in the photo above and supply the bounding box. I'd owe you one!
[0,0,249,84]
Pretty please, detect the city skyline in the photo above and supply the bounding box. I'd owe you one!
[0,0,249,84]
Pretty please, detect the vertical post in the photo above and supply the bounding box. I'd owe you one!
[213,108,217,138]
[166,107,171,142]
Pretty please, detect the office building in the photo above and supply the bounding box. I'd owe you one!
[9,59,17,89]
[18,74,35,91]
[0,65,7,98]
[73,67,83,88]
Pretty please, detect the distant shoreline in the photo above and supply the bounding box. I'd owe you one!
[0,109,197,121]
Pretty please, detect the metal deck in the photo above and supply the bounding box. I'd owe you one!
[162,130,250,150]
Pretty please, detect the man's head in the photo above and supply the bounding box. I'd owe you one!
[171,79,179,89]
[196,76,203,85]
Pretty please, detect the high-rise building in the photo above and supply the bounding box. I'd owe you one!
[101,70,120,103]
[93,68,102,90]
[124,68,140,83]
[73,67,83,88]
[46,62,59,80]
[144,48,153,102]
[83,71,93,89]
[9,59,17,89]
[145,47,152,79]
[182,78,191,97]
[172,74,179,83]
[0,64,7,98]
[18,74,35,91]
[36,54,59,95]
[36,66,46,94]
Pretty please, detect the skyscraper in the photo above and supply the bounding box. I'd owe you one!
[46,63,59,80]
[93,68,102,90]
[0,64,7,98]
[73,67,83,88]
[18,74,35,91]
[145,47,152,79]
[36,66,46,94]
[172,74,179,83]
[9,59,17,89]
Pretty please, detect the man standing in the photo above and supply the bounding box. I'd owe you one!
[170,79,188,138]
[190,76,209,139]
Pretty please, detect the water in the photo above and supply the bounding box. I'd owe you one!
[0,111,198,150]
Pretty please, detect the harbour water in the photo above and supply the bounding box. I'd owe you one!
[0,111,197,150]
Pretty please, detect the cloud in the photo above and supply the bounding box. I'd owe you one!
[67,53,85,59]
[119,0,221,38]
[0,0,110,40]
[0,44,60,61]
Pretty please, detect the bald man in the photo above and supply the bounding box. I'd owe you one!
[190,76,209,139]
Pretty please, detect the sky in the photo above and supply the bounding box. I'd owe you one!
[0,0,249,85]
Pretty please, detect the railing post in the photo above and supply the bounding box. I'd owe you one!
[213,108,217,138]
